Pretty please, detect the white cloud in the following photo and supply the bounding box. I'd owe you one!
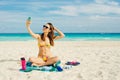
[49,2,120,16]
[89,15,120,21]
[0,11,28,23]
[95,0,109,4]
[79,4,120,15]
[107,1,119,6]
[49,6,78,16]
[89,15,109,20]
[95,0,119,6]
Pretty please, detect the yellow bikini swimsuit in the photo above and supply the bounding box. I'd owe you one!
[38,42,51,62]
[42,56,48,62]
[38,42,51,48]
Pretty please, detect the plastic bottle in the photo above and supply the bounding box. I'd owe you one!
[56,66,63,71]
[21,57,26,70]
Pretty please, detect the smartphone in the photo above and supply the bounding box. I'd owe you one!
[27,17,31,21]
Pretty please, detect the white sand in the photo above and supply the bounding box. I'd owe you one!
[0,41,120,80]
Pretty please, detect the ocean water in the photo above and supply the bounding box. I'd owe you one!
[0,33,120,41]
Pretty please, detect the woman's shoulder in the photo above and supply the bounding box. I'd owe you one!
[36,33,41,39]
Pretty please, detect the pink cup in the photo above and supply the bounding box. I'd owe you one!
[21,57,26,70]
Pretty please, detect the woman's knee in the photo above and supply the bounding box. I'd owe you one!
[29,57,35,62]
[53,56,59,62]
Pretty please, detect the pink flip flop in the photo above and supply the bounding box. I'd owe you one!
[65,61,80,66]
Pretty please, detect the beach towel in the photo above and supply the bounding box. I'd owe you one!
[20,61,63,72]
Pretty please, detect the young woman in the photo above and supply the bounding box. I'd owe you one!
[26,20,65,66]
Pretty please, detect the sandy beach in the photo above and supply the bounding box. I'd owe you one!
[0,41,120,80]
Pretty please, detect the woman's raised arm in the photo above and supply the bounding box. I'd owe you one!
[26,20,40,39]
[54,27,65,40]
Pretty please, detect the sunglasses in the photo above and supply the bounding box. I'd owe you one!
[43,25,49,29]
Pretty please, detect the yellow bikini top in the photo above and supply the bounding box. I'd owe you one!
[38,42,51,47]
[37,35,51,47]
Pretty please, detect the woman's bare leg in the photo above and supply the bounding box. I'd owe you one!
[29,56,59,66]
[29,57,45,66]
[37,56,59,66]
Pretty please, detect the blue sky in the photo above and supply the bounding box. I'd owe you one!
[0,0,120,33]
